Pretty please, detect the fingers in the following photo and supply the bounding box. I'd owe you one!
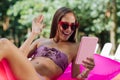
[33,15,44,28]
[34,15,44,23]
[32,15,45,34]
[86,57,94,62]
[38,15,44,23]
[82,57,95,70]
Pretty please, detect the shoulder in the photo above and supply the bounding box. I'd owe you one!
[66,42,79,55]
[72,42,81,53]
[68,42,79,49]
[71,42,80,60]
[36,38,48,42]
[34,38,51,47]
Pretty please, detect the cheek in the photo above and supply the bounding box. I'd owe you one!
[59,26,63,31]
[69,31,74,36]
[56,26,62,36]
[58,26,63,34]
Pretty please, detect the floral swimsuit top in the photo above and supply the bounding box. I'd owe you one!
[32,46,69,72]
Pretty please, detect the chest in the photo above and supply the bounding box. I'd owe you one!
[49,44,77,63]
[38,41,78,62]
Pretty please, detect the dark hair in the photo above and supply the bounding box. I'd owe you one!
[49,7,77,42]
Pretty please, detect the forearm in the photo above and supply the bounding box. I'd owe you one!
[19,32,37,57]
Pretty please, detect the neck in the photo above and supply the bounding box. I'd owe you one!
[53,38,59,43]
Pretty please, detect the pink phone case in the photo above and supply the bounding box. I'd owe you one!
[75,36,98,64]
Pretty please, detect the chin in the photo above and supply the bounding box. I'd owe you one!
[59,33,71,41]
[60,37,69,41]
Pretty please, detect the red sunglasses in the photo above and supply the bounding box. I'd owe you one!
[59,21,79,31]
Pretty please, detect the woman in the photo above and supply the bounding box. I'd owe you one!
[0,7,95,80]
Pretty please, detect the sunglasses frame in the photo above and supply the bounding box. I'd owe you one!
[59,21,79,31]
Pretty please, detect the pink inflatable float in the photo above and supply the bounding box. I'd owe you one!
[58,54,120,80]
[0,58,16,80]
[0,54,120,80]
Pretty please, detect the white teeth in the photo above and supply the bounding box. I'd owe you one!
[63,32,69,35]
[63,31,69,34]
[61,31,70,36]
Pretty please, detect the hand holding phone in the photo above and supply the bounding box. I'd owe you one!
[75,36,98,64]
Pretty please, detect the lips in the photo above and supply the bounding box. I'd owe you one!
[62,31,70,36]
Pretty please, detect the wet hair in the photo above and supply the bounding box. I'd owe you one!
[49,7,77,42]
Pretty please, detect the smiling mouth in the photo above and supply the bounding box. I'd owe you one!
[61,31,70,36]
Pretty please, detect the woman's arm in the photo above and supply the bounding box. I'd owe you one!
[19,33,37,57]
[19,15,44,57]
[72,58,92,80]
[71,58,84,80]
[72,57,95,80]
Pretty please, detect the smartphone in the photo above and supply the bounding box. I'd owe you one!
[75,36,98,64]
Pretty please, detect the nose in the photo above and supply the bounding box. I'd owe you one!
[66,26,72,32]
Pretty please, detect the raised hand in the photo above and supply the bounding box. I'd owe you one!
[32,15,44,35]
[19,15,44,56]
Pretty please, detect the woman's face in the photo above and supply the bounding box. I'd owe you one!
[57,12,76,41]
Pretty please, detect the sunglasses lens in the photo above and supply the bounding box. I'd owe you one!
[71,23,76,30]
[61,23,69,30]
[59,21,78,31]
